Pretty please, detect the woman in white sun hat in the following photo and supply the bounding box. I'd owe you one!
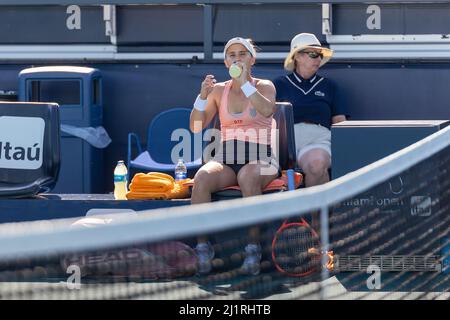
[189,37,279,276]
[274,33,348,188]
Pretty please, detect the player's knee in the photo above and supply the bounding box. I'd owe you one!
[304,158,329,177]
[193,170,213,192]
[237,169,261,194]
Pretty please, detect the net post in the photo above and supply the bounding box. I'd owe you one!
[320,205,330,300]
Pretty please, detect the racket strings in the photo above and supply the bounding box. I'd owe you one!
[274,225,321,275]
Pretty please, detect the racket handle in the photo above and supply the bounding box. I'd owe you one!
[308,248,320,255]
[286,169,295,191]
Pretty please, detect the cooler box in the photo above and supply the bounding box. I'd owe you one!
[331,120,449,179]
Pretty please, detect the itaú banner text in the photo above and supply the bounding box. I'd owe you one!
[0,116,45,170]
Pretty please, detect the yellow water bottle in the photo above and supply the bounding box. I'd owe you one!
[229,63,242,79]
[114,160,128,200]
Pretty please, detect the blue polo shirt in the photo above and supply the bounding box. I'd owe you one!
[273,71,348,129]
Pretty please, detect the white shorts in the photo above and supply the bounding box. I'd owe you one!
[294,123,331,160]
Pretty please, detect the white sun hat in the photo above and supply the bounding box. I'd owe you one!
[284,33,333,71]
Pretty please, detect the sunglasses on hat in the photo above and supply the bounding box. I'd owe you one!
[301,51,323,59]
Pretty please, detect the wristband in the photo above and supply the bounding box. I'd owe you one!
[241,81,258,98]
[193,95,207,111]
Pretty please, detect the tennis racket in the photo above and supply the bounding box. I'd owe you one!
[271,217,334,277]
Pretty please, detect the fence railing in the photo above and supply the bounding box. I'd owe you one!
[2,1,450,61]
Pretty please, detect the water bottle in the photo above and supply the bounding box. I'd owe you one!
[229,63,242,79]
[114,160,128,200]
[174,158,187,181]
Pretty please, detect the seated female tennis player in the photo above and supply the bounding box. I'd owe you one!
[189,37,279,275]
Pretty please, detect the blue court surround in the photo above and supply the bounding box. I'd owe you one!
[0,195,190,223]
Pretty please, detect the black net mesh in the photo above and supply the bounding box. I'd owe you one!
[0,144,448,300]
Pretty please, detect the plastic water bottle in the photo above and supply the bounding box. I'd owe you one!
[174,158,187,181]
[114,160,128,200]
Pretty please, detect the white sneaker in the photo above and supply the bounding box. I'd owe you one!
[195,242,215,274]
[240,244,262,276]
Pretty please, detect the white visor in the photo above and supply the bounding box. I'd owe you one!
[223,37,256,59]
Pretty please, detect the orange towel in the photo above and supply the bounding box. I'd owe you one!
[280,170,303,189]
[129,178,173,192]
[163,180,191,199]
[126,172,191,200]
[133,172,174,183]
[126,191,169,200]
[183,171,303,192]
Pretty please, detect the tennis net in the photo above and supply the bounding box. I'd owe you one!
[0,125,448,300]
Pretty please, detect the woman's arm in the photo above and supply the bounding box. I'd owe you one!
[190,75,219,133]
[332,115,347,124]
[248,80,276,118]
[235,63,275,118]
